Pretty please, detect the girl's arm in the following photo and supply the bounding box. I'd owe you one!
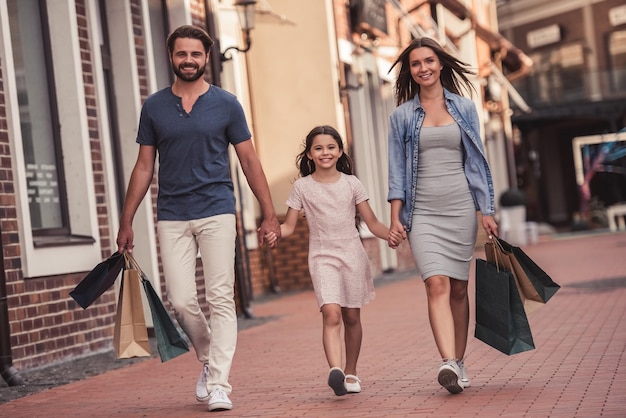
[280,207,300,238]
[356,200,390,240]
[358,200,406,248]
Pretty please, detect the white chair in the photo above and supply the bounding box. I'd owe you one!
[606,203,626,232]
[499,206,527,246]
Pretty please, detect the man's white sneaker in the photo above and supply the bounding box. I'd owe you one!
[208,388,233,411]
[437,360,463,394]
[196,363,210,402]
[457,359,471,388]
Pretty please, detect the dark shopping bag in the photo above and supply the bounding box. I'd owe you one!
[494,237,560,303]
[474,258,535,355]
[70,252,125,309]
[113,256,151,358]
[125,253,189,362]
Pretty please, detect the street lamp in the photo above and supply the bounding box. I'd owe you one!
[220,0,257,62]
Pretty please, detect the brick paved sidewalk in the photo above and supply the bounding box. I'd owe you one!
[1,231,625,417]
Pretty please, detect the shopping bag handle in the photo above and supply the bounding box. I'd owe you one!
[123,252,145,279]
[486,235,505,273]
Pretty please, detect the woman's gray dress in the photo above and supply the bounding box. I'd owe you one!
[408,123,477,281]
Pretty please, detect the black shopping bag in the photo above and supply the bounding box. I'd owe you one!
[125,253,190,362]
[496,237,560,303]
[474,258,535,355]
[70,252,125,309]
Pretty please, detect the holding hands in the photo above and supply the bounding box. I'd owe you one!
[388,220,407,249]
[264,230,279,247]
[257,217,281,248]
[387,228,406,249]
[264,226,406,249]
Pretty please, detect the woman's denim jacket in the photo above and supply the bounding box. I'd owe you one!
[387,88,495,231]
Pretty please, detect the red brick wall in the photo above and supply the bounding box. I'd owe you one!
[263,213,314,293]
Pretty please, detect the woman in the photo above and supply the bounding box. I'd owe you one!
[387,37,498,394]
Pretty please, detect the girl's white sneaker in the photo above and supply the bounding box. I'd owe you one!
[345,374,361,393]
[328,367,348,396]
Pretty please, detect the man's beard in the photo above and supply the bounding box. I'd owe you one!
[172,62,206,82]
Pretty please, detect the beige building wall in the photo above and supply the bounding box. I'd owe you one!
[245,0,345,212]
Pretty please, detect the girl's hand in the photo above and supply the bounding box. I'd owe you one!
[263,230,278,247]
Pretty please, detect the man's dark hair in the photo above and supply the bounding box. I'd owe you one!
[166,25,215,54]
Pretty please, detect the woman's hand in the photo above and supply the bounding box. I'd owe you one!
[388,220,407,249]
[482,215,498,239]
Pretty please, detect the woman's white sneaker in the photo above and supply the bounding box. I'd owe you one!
[437,360,463,394]
[457,359,471,388]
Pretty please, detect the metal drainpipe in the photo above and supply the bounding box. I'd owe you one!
[0,222,25,386]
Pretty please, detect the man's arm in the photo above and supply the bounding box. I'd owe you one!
[116,145,157,253]
[233,140,280,247]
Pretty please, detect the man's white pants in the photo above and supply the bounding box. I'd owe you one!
[158,214,237,394]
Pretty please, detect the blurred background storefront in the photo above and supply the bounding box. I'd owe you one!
[497,0,626,230]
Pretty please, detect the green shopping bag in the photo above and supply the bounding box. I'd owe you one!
[474,258,535,355]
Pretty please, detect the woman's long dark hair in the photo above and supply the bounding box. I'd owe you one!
[390,37,476,106]
[296,125,353,177]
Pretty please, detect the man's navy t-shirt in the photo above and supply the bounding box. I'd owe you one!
[137,85,251,221]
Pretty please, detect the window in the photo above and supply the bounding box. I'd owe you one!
[557,43,585,101]
[608,30,626,92]
[3,0,102,277]
[7,0,69,237]
[148,0,172,90]
[523,43,586,105]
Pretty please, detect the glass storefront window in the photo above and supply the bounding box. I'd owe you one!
[8,0,68,233]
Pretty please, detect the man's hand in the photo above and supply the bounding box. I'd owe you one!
[116,223,135,253]
[257,216,281,248]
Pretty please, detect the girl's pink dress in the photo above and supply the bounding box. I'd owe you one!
[286,173,376,308]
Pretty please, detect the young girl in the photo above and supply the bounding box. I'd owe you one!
[265,125,403,396]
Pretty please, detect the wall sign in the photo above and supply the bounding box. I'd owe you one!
[609,5,626,27]
[526,24,561,49]
[350,0,388,38]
